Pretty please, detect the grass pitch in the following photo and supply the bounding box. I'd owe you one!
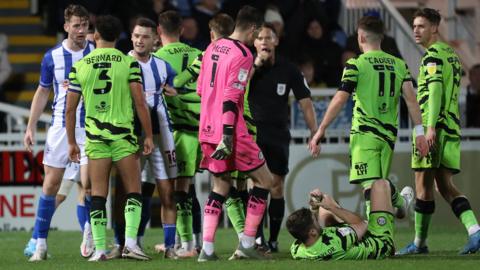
[2,225,479,270]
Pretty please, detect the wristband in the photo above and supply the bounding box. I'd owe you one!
[414,125,424,137]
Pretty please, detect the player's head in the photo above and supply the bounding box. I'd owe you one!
[94,15,123,44]
[234,5,264,46]
[469,64,480,91]
[131,17,158,57]
[357,15,384,52]
[286,208,322,244]
[158,10,182,39]
[413,8,441,47]
[208,13,234,41]
[64,4,89,46]
[254,23,279,55]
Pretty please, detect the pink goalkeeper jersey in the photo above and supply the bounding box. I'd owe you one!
[197,37,253,144]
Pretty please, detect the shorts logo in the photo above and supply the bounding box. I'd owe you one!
[276,83,286,96]
[95,101,110,113]
[258,151,264,160]
[354,162,368,176]
[377,216,386,226]
[426,62,437,75]
[238,68,248,82]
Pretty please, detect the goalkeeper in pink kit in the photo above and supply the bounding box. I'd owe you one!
[196,6,273,261]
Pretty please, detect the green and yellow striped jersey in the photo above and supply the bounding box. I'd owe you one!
[340,50,412,149]
[68,48,142,145]
[417,42,461,138]
[154,42,202,133]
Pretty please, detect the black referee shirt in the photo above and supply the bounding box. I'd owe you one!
[249,55,311,133]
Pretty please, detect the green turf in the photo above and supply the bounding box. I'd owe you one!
[2,226,479,270]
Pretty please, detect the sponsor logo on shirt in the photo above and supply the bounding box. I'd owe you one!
[95,101,110,113]
[354,162,368,176]
[276,83,286,96]
[426,62,437,75]
[337,226,354,237]
[238,68,248,82]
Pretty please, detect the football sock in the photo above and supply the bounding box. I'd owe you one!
[414,198,435,247]
[451,196,480,236]
[202,192,225,255]
[124,193,142,242]
[243,187,269,248]
[226,186,245,235]
[189,184,202,236]
[35,193,56,239]
[268,197,285,242]
[163,223,176,249]
[175,191,193,244]
[77,203,87,232]
[137,182,155,237]
[90,196,107,252]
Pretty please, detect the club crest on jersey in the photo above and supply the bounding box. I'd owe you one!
[276,83,286,96]
[238,68,248,82]
[426,62,437,75]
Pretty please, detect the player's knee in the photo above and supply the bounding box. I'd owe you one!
[371,179,390,194]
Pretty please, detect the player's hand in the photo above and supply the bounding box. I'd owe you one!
[309,188,324,211]
[425,127,436,150]
[318,194,338,211]
[415,135,429,158]
[308,128,324,158]
[211,134,233,160]
[68,143,81,163]
[24,128,35,152]
[163,84,177,96]
[143,136,154,155]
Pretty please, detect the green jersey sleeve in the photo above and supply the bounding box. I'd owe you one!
[173,52,203,88]
[128,59,143,84]
[68,64,82,94]
[339,58,359,93]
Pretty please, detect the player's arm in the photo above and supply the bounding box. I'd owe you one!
[163,61,177,96]
[129,60,153,155]
[309,60,357,157]
[424,56,443,147]
[402,79,428,157]
[173,53,202,88]
[210,55,251,160]
[66,66,81,162]
[24,53,54,152]
[291,66,317,137]
[317,192,367,240]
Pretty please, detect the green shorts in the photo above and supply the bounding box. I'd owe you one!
[349,134,393,184]
[230,171,249,181]
[86,138,139,162]
[411,129,460,174]
[361,211,395,259]
[174,131,202,178]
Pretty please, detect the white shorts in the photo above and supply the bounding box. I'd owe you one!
[43,125,87,168]
[63,161,81,181]
[141,129,177,182]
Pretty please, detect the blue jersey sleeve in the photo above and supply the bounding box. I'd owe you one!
[39,51,54,88]
[165,61,176,86]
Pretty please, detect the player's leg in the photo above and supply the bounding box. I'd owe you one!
[226,176,246,241]
[56,179,74,208]
[115,152,150,261]
[87,156,112,262]
[189,182,202,252]
[136,156,155,248]
[107,174,127,260]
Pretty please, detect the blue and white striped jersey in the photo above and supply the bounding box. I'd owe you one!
[40,39,95,127]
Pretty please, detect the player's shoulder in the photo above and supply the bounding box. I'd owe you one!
[344,56,359,69]
[224,37,252,58]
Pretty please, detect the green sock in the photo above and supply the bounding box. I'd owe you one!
[414,211,432,241]
[125,196,142,239]
[177,198,193,242]
[225,197,245,234]
[460,210,479,231]
[90,209,107,251]
[365,200,371,219]
[391,188,405,209]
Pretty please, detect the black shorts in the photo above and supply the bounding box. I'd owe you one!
[257,126,290,176]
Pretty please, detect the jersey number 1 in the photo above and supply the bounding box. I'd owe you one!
[210,54,219,87]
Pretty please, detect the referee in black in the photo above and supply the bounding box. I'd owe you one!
[249,23,317,252]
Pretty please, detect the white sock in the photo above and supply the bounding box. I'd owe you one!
[202,241,214,255]
[237,232,244,241]
[125,237,137,248]
[36,238,47,250]
[241,235,255,249]
[30,238,37,244]
[467,224,480,236]
[414,237,426,248]
[181,240,194,251]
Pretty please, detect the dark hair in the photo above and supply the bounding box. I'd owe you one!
[95,15,123,42]
[158,10,182,36]
[64,4,89,22]
[470,64,480,73]
[414,8,441,26]
[358,16,384,42]
[134,17,157,33]
[209,13,234,37]
[286,208,316,244]
[260,22,278,37]
[235,5,263,31]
